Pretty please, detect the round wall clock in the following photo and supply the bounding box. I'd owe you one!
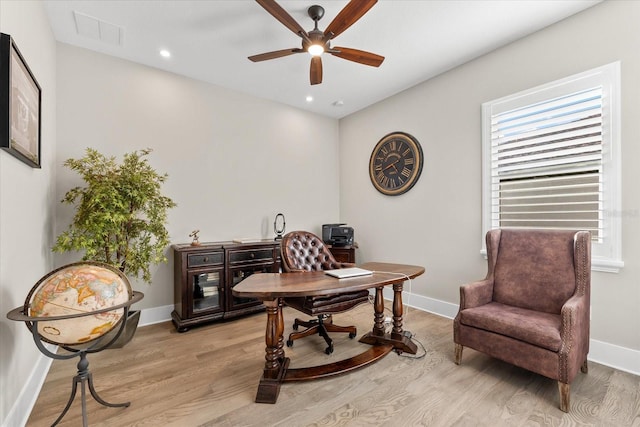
[369,132,424,196]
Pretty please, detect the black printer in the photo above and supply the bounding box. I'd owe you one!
[322,224,354,247]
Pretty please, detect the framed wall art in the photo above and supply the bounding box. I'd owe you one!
[0,33,41,168]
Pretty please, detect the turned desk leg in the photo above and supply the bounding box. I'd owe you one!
[372,286,385,337]
[255,298,289,404]
[277,299,285,361]
[360,280,417,354]
[391,282,404,340]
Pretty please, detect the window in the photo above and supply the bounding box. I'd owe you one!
[482,62,622,272]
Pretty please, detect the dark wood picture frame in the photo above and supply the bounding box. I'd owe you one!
[0,33,41,168]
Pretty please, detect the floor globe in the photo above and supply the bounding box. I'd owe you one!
[25,261,132,346]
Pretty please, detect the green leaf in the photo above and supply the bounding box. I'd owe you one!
[52,148,176,284]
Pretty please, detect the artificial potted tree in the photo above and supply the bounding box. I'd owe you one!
[53,148,176,346]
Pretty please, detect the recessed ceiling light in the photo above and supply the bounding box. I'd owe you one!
[159,49,171,58]
[306,96,313,102]
[332,100,344,107]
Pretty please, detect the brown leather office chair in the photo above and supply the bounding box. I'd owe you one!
[454,229,591,412]
[280,230,370,354]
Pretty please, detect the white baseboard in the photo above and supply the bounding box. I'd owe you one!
[2,343,55,427]
[589,339,640,376]
[6,297,638,427]
[138,304,174,327]
[383,288,640,376]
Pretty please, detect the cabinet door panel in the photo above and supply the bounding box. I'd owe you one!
[227,263,273,311]
[189,268,224,317]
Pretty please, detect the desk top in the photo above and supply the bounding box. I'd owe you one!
[233,262,424,300]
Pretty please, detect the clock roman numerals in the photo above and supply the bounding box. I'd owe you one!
[377,172,399,189]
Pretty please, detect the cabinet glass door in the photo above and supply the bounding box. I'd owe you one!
[228,265,271,311]
[191,271,222,315]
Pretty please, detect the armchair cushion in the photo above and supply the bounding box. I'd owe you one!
[458,302,561,351]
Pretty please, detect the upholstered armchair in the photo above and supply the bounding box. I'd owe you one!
[453,229,591,412]
[280,230,370,354]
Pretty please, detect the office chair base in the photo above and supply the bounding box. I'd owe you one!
[287,314,357,354]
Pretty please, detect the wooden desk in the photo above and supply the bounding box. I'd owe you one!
[232,262,425,404]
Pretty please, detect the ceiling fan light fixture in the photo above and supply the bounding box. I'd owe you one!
[307,43,324,56]
[250,1,384,85]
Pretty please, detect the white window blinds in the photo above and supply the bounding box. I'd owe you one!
[482,62,622,272]
[489,87,603,240]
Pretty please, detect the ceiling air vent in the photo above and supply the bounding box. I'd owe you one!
[73,11,123,46]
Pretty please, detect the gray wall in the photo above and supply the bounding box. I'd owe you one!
[54,44,342,311]
[339,0,640,357]
[0,1,57,424]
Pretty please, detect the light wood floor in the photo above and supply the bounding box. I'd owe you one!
[27,303,639,426]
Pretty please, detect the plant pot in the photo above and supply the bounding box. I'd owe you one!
[102,309,141,349]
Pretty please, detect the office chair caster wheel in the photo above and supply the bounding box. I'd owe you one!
[349,332,356,339]
[325,345,333,355]
[292,324,298,331]
[286,339,294,347]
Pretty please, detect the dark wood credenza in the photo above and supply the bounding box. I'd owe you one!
[326,245,356,263]
[171,240,281,332]
[171,240,356,332]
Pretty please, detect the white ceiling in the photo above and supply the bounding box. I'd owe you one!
[43,0,601,119]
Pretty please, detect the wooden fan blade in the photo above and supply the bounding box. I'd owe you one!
[310,56,323,85]
[256,0,308,38]
[248,48,302,62]
[324,0,377,40]
[330,47,384,67]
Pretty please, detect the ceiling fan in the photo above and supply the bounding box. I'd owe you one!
[249,0,384,85]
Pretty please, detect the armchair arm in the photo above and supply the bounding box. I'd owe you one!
[459,279,494,310]
[558,293,590,382]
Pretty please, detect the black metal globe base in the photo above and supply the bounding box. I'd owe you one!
[50,351,130,427]
[7,291,144,427]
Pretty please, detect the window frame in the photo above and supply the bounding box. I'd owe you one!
[481,62,623,272]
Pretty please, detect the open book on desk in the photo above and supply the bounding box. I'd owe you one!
[324,267,373,279]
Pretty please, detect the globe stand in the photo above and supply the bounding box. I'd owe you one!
[7,291,143,427]
[49,348,129,427]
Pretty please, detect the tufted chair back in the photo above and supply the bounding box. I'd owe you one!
[281,231,348,272]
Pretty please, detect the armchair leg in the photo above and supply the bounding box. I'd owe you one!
[581,359,588,374]
[558,382,570,412]
[454,344,463,365]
